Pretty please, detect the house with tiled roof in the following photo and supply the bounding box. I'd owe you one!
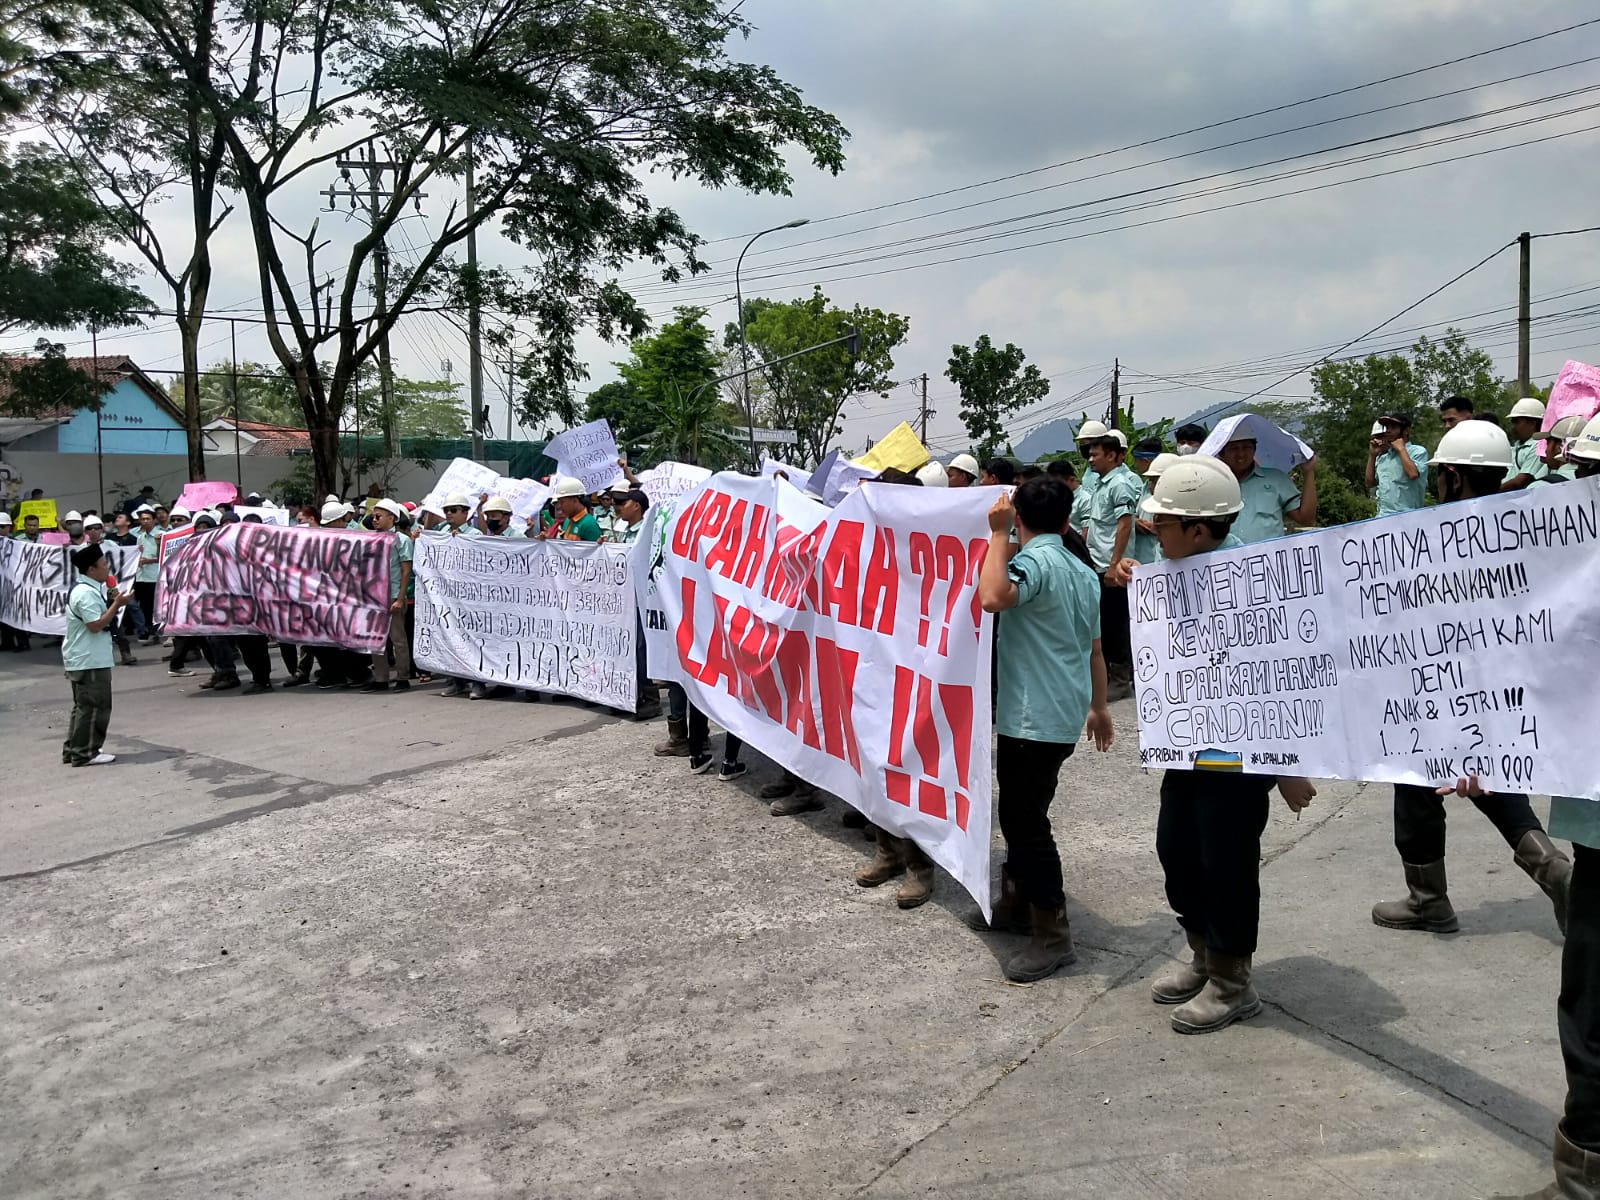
[202,417,312,457]
[0,355,188,454]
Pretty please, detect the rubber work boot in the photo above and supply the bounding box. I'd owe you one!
[1151,928,1209,1005]
[1003,906,1077,982]
[654,718,690,757]
[1515,830,1573,935]
[1492,1123,1600,1199]
[1171,952,1262,1034]
[964,868,1031,933]
[896,841,935,909]
[1371,859,1459,932]
[856,831,905,888]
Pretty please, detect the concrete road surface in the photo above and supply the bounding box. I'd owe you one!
[0,648,1568,1198]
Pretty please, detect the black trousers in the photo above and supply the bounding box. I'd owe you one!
[688,706,742,762]
[234,635,272,685]
[1562,843,1600,1148]
[1157,769,1274,957]
[1098,574,1131,671]
[1392,783,1541,863]
[134,581,157,630]
[169,635,213,671]
[996,733,1076,911]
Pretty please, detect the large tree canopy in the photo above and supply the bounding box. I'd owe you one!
[945,334,1050,461]
[4,0,847,494]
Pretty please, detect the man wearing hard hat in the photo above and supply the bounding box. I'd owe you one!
[1068,419,1109,530]
[433,494,481,698]
[539,476,602,541]
[946,453,980,489]
[1371,419,1570,942]
[1504,395,1548,490]
[1365,413,1429,517]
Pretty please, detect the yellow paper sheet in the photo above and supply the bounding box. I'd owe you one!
[853,421,928,474]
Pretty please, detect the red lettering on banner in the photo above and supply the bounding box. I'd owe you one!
[860,528,898,635]
[815,520,862,625]
[918,779,947,821]
[726,600,784,720]
[671,489,716,560]
[775,627,821,750]
[761,521,804,603]
[886,771,912,808]
[888,665,914,769]
[677,576,705,676]
[814,635,862,773]
[731,503,768,588]
[701,594,740,693]
[908,532,972,656]
[966,537,988,645]
[703,498,749,579]
[940,682,974,831]
[882,667,974,831]
[771,526,823,611]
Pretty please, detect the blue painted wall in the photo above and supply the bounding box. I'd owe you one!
[52,379,188,455]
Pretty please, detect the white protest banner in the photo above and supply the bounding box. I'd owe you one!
[0,541,140,635]
[235,505,290,525]
[1130,477,1600,798]
[422,456,501,512]
[492,475,551,525]
[761,458,814,494]
[636,461,712,508]
[633,472,996,917]
[413,533,636,708]
[545,419,624,494]
[156,523,391,651]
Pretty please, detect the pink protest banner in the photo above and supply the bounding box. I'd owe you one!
[633,471,998,918]
[176,480,239,511]
[1543,360,1600,432]
[38,530,69,546]
[156,522,391,651]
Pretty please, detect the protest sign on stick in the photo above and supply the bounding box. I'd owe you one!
[634,472,997,917]
[1544,359,1600,431]
[156,523,391,651]
[546,419,624,493]
[0,538,71,634]
[176,480,239,511]
[637,461,712,508]
[15,498,57,528]
[1130,477,1600,798]
[413,534,637,708]
[421,457,502,513]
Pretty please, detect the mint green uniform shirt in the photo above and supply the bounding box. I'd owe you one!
[1550,797,1600,850]
[1375,443,1429,516]
[63,578,113,671]
[995,534,1101,745]
[135,528,161,583]
[388,529,414,601]
[1512,439,1547,484]
[1085,464,1144,573]
[1232,466,1301,545]
[1069,468,1099,529]
[1533,464,1576,487]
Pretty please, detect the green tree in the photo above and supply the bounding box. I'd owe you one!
[584,380,645,450]
[945,335,1050,460]
[637,380,743,469]
[734,288,909,466]
[9,0,848,499]
[615,307,721,455]
[173,361,303,426]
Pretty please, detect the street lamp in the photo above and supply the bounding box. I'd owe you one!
[736,218,809,467]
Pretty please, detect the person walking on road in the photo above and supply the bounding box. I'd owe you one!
[61,544,129,767]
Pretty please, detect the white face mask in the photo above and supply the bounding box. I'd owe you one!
[1176,444,1197,455]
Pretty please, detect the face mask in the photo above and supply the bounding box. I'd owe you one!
[1176,445,1196,455]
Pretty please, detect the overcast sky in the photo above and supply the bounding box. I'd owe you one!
[32,0,1600,456]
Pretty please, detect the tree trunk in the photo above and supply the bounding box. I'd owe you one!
[177,291,206,481]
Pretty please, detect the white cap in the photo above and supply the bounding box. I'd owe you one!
[1075,420,1109,442]
[320,500,350,523]
[1142,452,1180,479]
[1370,421,1387,435]
[373,498,405,519]
[441,493,471,509]
[1431,420,1514,469]
[63,510,83,523]
[549,475,586,499]
[482,495,514,514]
[948,453,981,478]
[1508,396,1547,421]
[82,513,104,527]
[169,506,191,520]
[1567,414,1600,463]
[1141,459,1244,518]
[915,462,949,487]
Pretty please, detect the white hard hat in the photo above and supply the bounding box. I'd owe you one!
[1548,414,1587,441]
[373,498,405,519]
[1431,420,1514,469]
[1141,458,1244,518]
[915,462,948,487]
[1143,452,1180,479]
[1108,429,1128,450]
[0,512,11,525]
[63,510,83,523]
[1566,414,1600,463]
[83,513,104,527]
[1508,396,1546,421]
[324,493,340,505]
[134,503,155,515]
[482,495,514,514]
[193,509,219,527]
[169,506,191,520]
[1075,420,1109,442]
[549,475,586,499]
[441,493,471,509]
[319,500,350,523]
[947,453,981,478]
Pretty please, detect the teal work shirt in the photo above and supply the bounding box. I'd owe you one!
[995,534,1101,745]
[1550,797,1600,850]
[63,578,113,671]
[1374,443,1429,516]
[444,523,481,540]
[1069,469,1099,529]
[1533,464,1576,487]
[1512,439,1547,484]
[1231,465,1301,545]
[1085,464,1143,573]
[387,530,414,601]
[135,528,161,583]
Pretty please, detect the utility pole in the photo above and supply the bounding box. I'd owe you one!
[1108,358,1121,428]
[466,145,486,462]
[1517,230,1532,398]
[322,141,424,464]
[917,373,932,443]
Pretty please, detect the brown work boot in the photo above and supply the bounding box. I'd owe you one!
[770,784,824,817]
[964,868,1030,933]
[653,717,689,757]
[1371,859,1459,932]
[1516,830,1573,935]
[1003,905,1076,982]
[1150,928,1209,1005]
[856,831,905,888]
[1492,1122,1600,1199]
[1170,952,1262,1034]
[896,841,935,909]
